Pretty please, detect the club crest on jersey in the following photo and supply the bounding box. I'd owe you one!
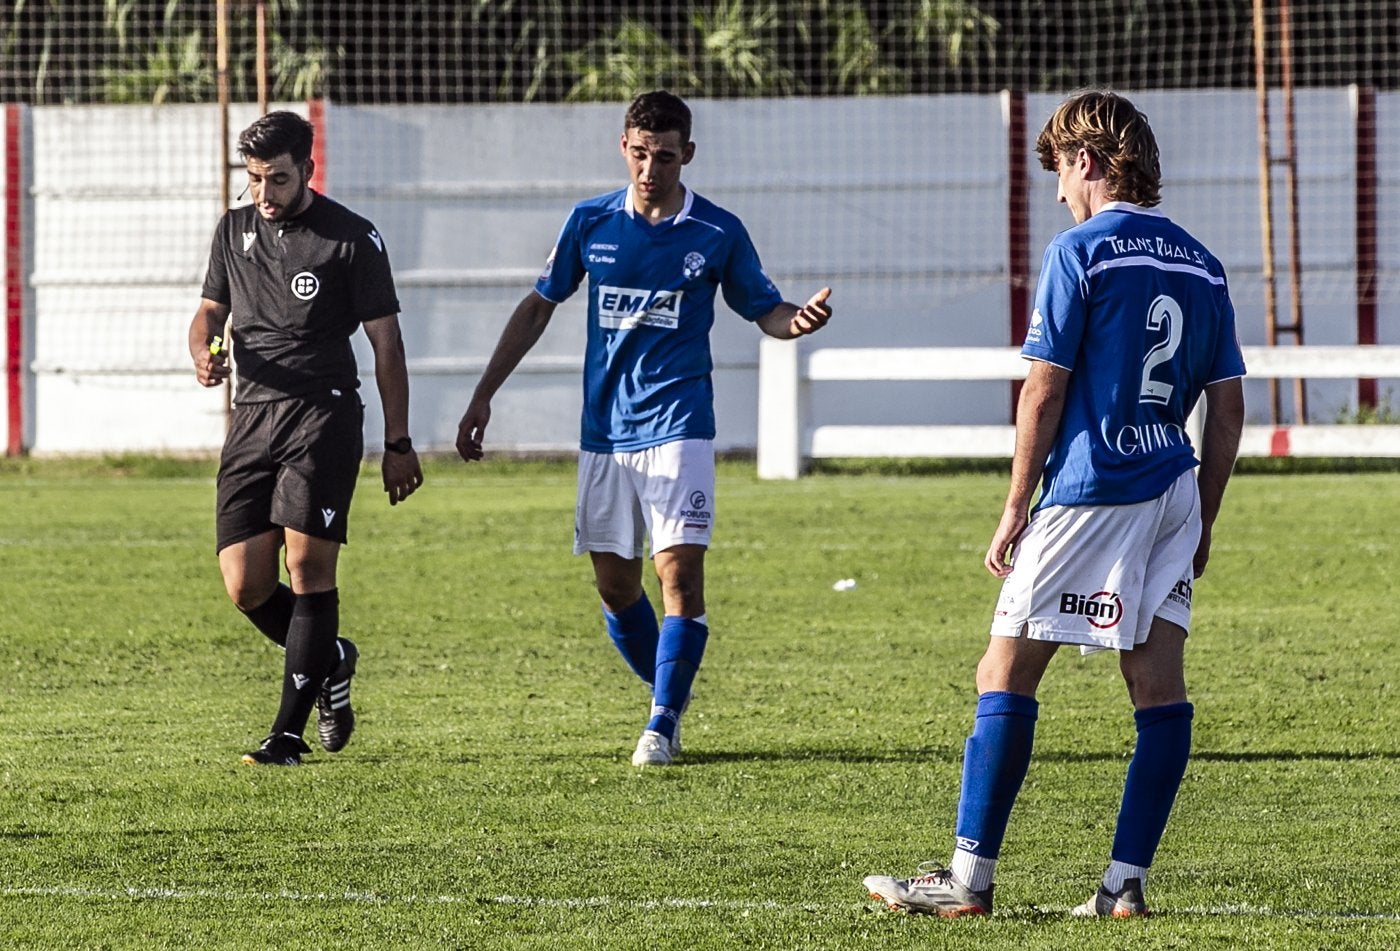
[682,251,706,280]
[291,271,320,300]
[242,232,256,252]
[597,285,682,330]
[367,229,383,252]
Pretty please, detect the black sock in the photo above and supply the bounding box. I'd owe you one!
[270,588,339,738]
[239,583,295,648]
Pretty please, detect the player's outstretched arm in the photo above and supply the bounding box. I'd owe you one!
[985,360,1069,578]
[363,313,424,506]
[456,291,559,462]
[1193,376,1244,578]
[188,298,231,388]
[756,287,833,339]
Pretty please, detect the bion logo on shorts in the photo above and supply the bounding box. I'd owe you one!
[1059,590,1124,629]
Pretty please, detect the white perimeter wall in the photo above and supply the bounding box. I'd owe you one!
[12,92,1400,455]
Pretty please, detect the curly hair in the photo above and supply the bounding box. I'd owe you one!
[1035,91,1161,207]
[624,90,692,144]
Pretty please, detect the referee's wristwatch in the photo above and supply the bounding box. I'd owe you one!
[384,436,414,454]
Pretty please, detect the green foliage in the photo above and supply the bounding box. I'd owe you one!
[824,1,908,95]
[14,0,1390,104]
[1,460,1398,947]
[690,0,798,97]
[910,0,999,68]
[2,0,329,104]
[1333,389,1400,425]
[563,19,698,103]
[563,2,799,102]
[100,24,212,104]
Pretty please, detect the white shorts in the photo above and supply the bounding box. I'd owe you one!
[989,470,1201,652]
[573,439,715,559]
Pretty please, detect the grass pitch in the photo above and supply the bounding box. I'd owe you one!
[1,457,1397,949]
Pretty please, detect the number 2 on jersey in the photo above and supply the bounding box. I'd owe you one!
[1140,294,1182,405]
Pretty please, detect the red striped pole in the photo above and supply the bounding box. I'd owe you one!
[4,104,23,456]
[1005,90,1030,422]
[308,98,327,194]
[1354,85,1378,409]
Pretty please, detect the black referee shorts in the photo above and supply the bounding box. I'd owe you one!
[215,392,365,552]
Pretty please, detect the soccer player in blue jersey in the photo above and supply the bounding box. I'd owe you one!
[454,91,833,767]
[864,91,1245,916]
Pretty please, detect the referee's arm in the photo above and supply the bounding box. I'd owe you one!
[188,298,231,388]
[364,313,423,505]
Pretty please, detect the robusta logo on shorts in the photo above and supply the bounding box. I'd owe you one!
[291,271,320,300]
[1059,590,1123,629]
[681,489,710,529]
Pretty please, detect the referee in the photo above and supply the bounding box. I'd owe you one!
[188,110,423,766]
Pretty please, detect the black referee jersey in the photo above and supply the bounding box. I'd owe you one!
[201,192,401,405]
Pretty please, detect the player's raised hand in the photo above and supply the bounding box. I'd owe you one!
[790,286,832,336]
[455,398,490,462]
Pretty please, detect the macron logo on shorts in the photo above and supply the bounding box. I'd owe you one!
[321,508,336,527]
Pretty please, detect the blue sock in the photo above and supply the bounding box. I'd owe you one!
[603,595,660,685]
[953,691,1039,860]
[647,616,708,741]
[1111,702,1194,867]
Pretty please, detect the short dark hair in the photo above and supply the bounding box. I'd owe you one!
[237,110,314,165]
[1035,90,1162,207]
[624,91,692,144]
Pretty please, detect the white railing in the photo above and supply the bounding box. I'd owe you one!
[756,341,1400,479]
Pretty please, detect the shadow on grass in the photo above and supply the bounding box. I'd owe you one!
[567,747,1400,766]
[336,747,1400,768]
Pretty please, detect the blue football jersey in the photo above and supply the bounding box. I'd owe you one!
[536,186,783,452]
[1023,202,1246,508]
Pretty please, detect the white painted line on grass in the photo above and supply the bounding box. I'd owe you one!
[0,885,822,912]
[3,886,1398,922]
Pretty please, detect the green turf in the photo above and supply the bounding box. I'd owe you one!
[1,458,1397,949]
